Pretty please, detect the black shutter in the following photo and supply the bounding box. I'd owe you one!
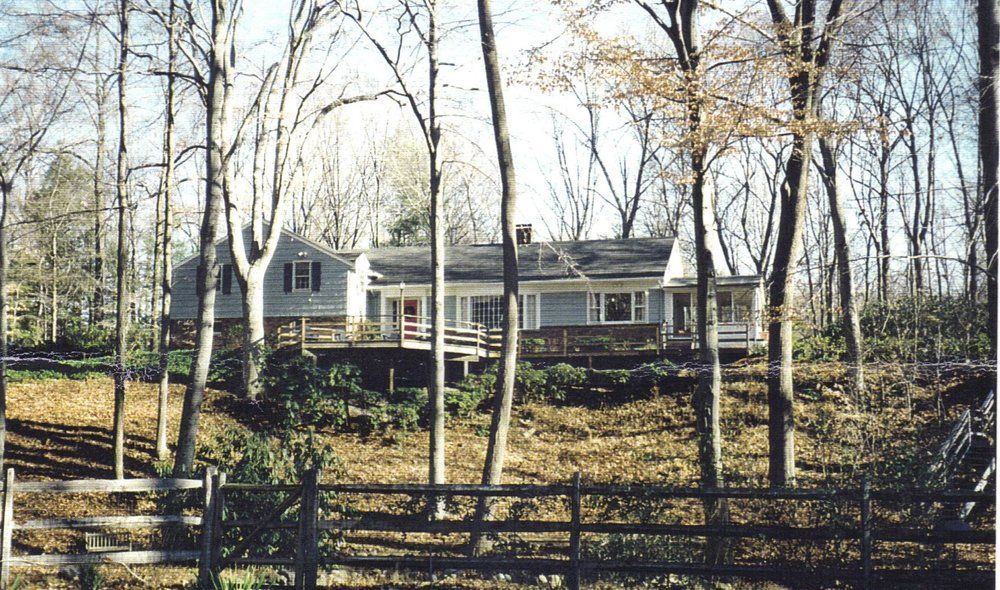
[222,264,232,295]
[311,261,321,292]
[283,263,293,293]
[196,264,204,296]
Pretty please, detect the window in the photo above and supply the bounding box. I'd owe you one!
[604,292,632,322]
[293,261,311,291]
[460,294,538,330]
[717,291,734,322]
[589,291,648,324]
[633,291,646,322]
[519,294,538,330]
[471,295,504,329]
[588,293,600,323]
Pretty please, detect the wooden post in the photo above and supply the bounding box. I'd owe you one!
[211,472,226,576]
[388,363,396,395]
[562,328,568,357]
[569,471,582,590]
[1,469,14,590]
[860,476,872,590]
[198,466,218,589]
[296,468,320,590]
[300,317,307,353]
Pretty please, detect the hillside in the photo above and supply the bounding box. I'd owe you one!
[3,363,989,588]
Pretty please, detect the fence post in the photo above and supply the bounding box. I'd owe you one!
[211,472,226,575]
[860,476,872,590]
[569,471,582,590]
[198,466,218,589]
[1,468,15,590]
[296,468,321,590]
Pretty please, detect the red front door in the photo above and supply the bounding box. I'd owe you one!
[401,299,420,336]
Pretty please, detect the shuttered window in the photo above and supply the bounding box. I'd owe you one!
[284,260,321,293]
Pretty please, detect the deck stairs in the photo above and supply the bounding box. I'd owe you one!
[924,389,995,522]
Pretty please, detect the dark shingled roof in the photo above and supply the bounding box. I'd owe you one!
[353,237,675,286]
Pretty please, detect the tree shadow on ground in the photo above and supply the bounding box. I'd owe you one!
[5,418,156,480]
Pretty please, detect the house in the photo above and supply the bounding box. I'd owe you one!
[169,225,765,365]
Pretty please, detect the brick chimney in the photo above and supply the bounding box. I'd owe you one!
[516,224,533,245]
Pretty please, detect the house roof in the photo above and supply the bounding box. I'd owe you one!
[173,224,359,272]
[667,275,763,287]
[355,237,676,286]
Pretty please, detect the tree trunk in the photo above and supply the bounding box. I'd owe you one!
[50,232,58,343]
[240,274,266,400]
[818,138,865,397]
[111,0,130,480]
[0,185,9,470]
[426,0,446,513]
[173,0,231,477]
[92,28,106,327]
[156,0,176,461]
[692,149,728,562]
[767,134,812,488]
[979,0,999,355]
[471,0,518,555]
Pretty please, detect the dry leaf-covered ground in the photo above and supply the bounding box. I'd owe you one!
[4,362,990,588]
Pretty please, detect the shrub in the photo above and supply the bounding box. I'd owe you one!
[61,318,112,353]
[626,361,678,397]
[263,357,349,431]
[199,425,339,561]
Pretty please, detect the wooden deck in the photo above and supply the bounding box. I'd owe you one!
[519,322,764,358]
[277,318,764,361]
[275,316,497,360]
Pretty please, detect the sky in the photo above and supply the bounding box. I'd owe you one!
[229,0,642,241]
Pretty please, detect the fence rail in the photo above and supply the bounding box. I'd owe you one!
[0,469,993,589]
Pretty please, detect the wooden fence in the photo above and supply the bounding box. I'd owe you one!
[0,468,993,589]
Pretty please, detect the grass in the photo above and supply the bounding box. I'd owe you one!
[2,360,991,588]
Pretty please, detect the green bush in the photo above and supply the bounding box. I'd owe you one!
[61,318,112,353]
[793,296,992,363]
[263,357,350,431]
[625,361,678,397]
[199,425,339,561]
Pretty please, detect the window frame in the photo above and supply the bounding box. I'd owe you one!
[458,292,540,330]
[292,260,312,292]
[588,290,649,324]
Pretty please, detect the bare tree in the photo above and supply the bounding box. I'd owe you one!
[340,0,448,503]
[111,0,131,479]
[979,0,999,353]
[764,0,850,487]
[155,0,177,461]
[174,0,239,477]
[470,0,518,555]
[544,115,596,240]
[817,137,865,395]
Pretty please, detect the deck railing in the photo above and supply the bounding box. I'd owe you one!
[276,315,493,355]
